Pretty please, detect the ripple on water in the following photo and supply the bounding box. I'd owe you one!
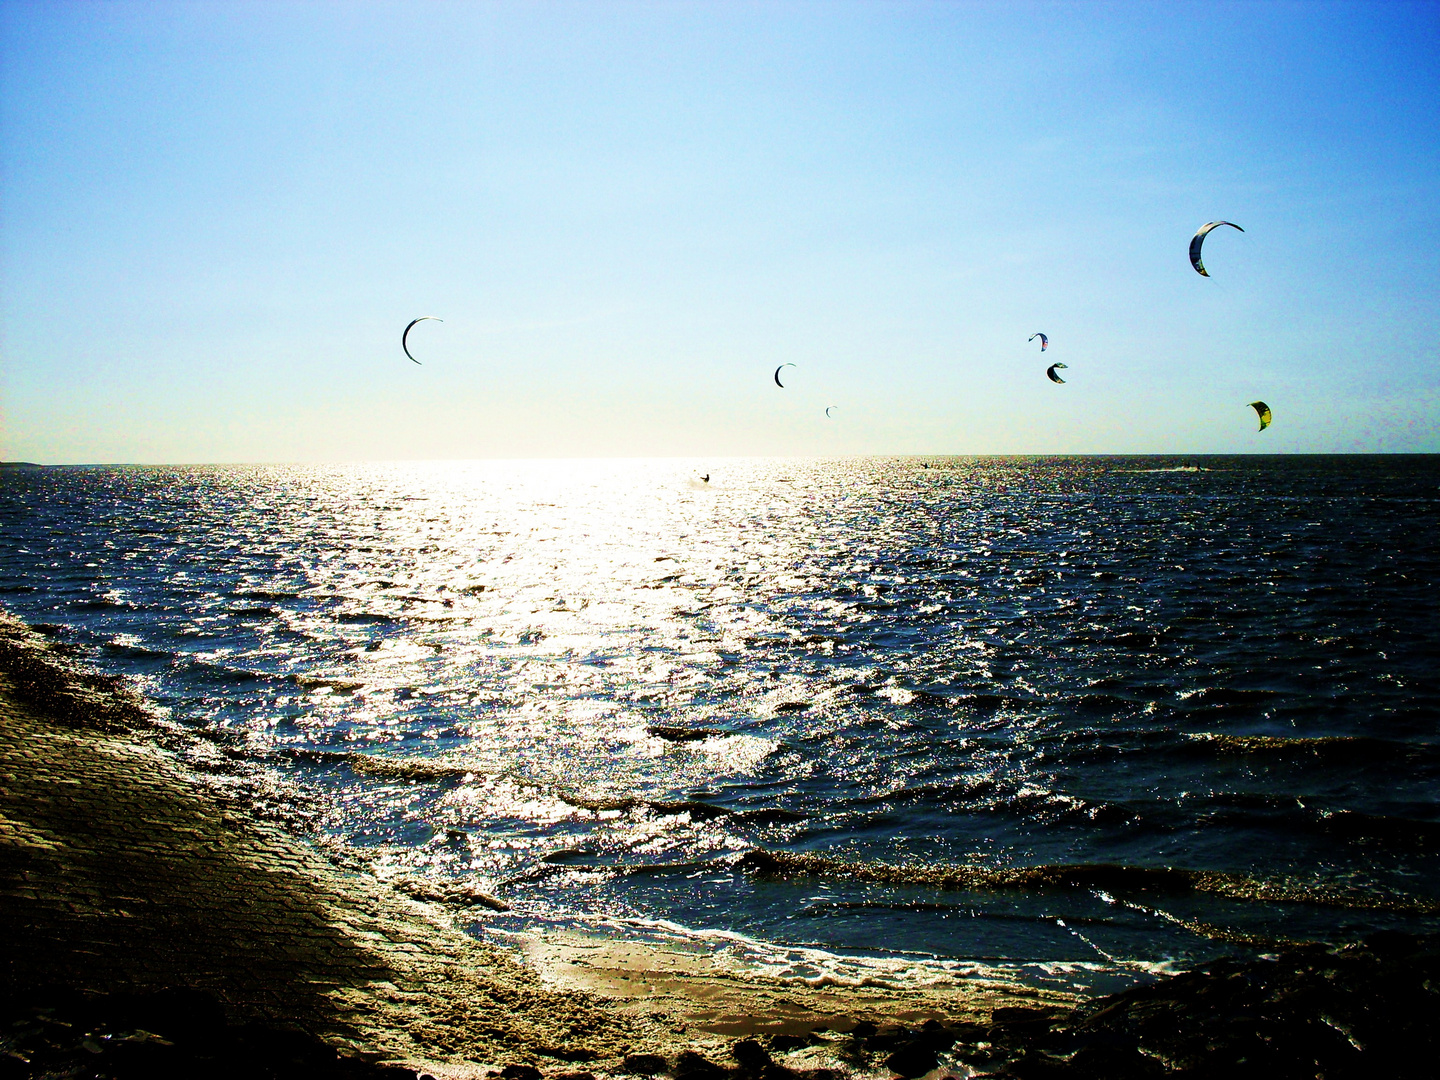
[1,456,1438,992]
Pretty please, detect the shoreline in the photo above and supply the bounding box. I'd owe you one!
[0,610,1061,1075]
[4,608,1437,1077]
[0,612,681,1075]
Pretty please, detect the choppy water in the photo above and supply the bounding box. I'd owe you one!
[2,456,1438,993]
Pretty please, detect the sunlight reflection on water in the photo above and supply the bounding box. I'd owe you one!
[2,455,1438,992]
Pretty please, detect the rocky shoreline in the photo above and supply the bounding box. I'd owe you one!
[7,931,1439,1079]
[2,609,1437,1078]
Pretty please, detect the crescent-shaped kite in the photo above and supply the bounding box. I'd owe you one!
[825,406,837,418]
[1249,401,1272,431]
[1029,333,1048,351]
[1190,222,1244,277]
[402,317,443,365]
[1046,363,1068,384]
[774,363,796,388]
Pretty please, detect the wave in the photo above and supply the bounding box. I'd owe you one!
[289,674,367,692]
[275,749,805,823]
[1109,631,1163,651]
[100,638,172,662]
[1195,793,1440,847]
[511,856,724,885]
[278,748,481,780]
[646,725,724,742]
[227,606,279,620]
[1178,687,1278,708]
[70,597,140,612]
[233,589,302,601]
[734,851,1440,915]
[557,793,804,823]
[854,778,1134,827]
[795,899,1114,924]
[789,899,1286,949]
[1310,808,1440,846]
[1184,731,1436,764]
[524,910,1041,992]
[949,692,1019,712]
[1069,691,1139,713]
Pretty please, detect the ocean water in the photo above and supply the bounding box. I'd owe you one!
[2,456,1438,994]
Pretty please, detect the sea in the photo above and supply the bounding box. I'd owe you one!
[2,456,1437,996]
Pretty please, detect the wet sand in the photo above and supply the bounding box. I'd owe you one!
[515,928,1064,1039]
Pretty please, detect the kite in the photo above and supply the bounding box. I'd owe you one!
[774,364,796,388]
[402,317,443,365]
[1029,333,1048,351]
[1046,363,1068,384]
[1190,222,1244,277]
[825,406,837,418]
[1249,401,1272,431]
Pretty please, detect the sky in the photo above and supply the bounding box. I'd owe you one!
[2,0,1437,463]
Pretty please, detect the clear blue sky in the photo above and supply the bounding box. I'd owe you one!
[2,0,1436,462]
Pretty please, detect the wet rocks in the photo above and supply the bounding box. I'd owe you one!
[755,937,1440,1078]
[939,933,1437,1078]
[1013,932,1440,1078]
[881,1041,937,1078]
[673,1049,727,1080]
[17,930,1427,1079]
[731,1038,772,1074]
